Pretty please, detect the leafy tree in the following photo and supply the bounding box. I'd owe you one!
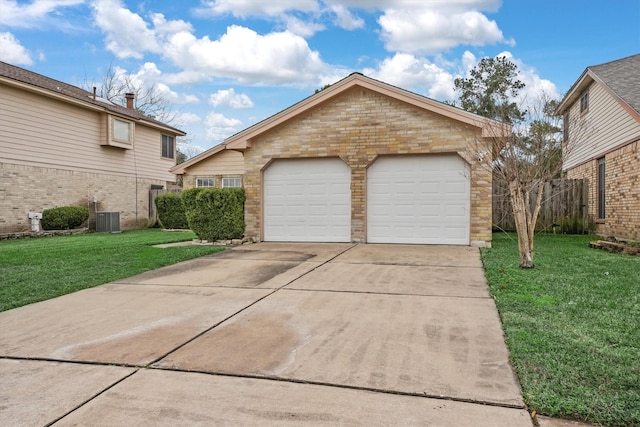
[454,56,526,123]
[454,57,564,268]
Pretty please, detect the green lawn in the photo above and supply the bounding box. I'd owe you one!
[0,229,224,312]
[482,233,640,426]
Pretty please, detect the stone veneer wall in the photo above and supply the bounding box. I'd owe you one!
[241,87,493,246]
[567,139,640,240]
[0,162,168,232]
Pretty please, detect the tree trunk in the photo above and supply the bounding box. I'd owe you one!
[509,180,535,268]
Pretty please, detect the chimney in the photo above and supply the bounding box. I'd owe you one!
[125,92,135,109]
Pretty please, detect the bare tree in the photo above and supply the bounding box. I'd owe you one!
[455,57,565,268]
[81,63,177,124]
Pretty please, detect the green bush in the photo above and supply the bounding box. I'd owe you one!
[41,206,90,230]
[155,192,188,229]
[182,188,245,241]
[182,188,206,237]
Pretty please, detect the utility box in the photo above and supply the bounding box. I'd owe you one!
[96,212,120,233]
[28,212,43,232]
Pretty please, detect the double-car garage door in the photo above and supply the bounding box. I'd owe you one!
[263,156,470,245]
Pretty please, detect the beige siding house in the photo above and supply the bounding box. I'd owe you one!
[557,54,640,240]
[174,73,505,247]
[0,61,185,233]
[172,145,244,190]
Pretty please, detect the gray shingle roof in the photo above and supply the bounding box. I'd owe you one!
[0,61,184,134]
[589,54,640,115]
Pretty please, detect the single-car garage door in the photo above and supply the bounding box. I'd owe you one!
[367,155,470,245]
[264,158,351,242]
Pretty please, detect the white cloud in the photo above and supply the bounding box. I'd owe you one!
[364,53,456,101]
[332,0,501,12]
[175,112,202,126]
[0,0,83,27]
[363,50,558,106]
[282,14,325,37]
[205,112,243,142]
[209,88,254,109]
[92,0,161,59]
[197,0,318,17]
[164,26,328,85]
[149,13,193,36]
[330,4,365,30]
[379,8,512,53]
[0,32,33,65]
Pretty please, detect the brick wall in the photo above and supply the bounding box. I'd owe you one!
[0,162,168,232]
[242,86,493,245]
[567,139,640,240]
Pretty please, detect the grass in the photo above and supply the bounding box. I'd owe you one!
[481,233,640,426]
[0,229,225,312]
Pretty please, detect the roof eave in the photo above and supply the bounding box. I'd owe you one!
[1,75,186,136]
[225,73,506,149]
[556,69,594,115]
[170,142,227,174]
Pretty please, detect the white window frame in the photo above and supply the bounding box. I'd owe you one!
[112,118,132,143]
[222,176,242,188]
[196,177,215,188]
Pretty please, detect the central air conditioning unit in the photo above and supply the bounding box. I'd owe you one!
[96,211,120,233]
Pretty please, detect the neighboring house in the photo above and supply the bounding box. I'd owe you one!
[173,73,505,247]
[172,143,244,190]
[557,54,640,241]
[0,61,185,233]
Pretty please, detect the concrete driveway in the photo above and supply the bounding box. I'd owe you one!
[0,243,533,426]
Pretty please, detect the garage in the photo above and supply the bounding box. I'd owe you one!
[367,155,470,245]
[263,158,351,242]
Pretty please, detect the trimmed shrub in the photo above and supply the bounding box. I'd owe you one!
[155,192,188,229]
[182,188,245,241]
[182,188,207,237]
[41,206,90,230]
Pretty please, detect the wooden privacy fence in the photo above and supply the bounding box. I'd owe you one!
[492,177,590,234]
[149,188,182,225]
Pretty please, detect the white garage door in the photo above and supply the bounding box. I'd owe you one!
[264,158,351,242]
[367,155,470,245]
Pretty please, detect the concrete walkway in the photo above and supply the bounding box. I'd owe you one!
[0,243,534,426]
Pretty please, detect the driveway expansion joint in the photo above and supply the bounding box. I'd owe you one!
[44,368,141,427]
[281,287,493,299]
[147,365,527,411]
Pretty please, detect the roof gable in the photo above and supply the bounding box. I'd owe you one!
[225,73,506,150]
[556,54,640,121]
[172,73,507,175]
[0,61,185,136]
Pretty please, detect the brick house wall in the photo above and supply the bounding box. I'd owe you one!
[241,86,493,245]
[567,139,640,240]
[0,162,169,232]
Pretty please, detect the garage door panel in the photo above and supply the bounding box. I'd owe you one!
[367,155,470,245]
[264,158,351,242]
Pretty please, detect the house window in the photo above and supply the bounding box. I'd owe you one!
[162,135,174,159]
[196,177,215,188]
[222,177,242,188]
[580,90,589,113]
[112,118,132,143]
[597,157,605,219]
[563,112,569,142]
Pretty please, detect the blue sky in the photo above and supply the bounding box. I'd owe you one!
[1,0,639,154]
